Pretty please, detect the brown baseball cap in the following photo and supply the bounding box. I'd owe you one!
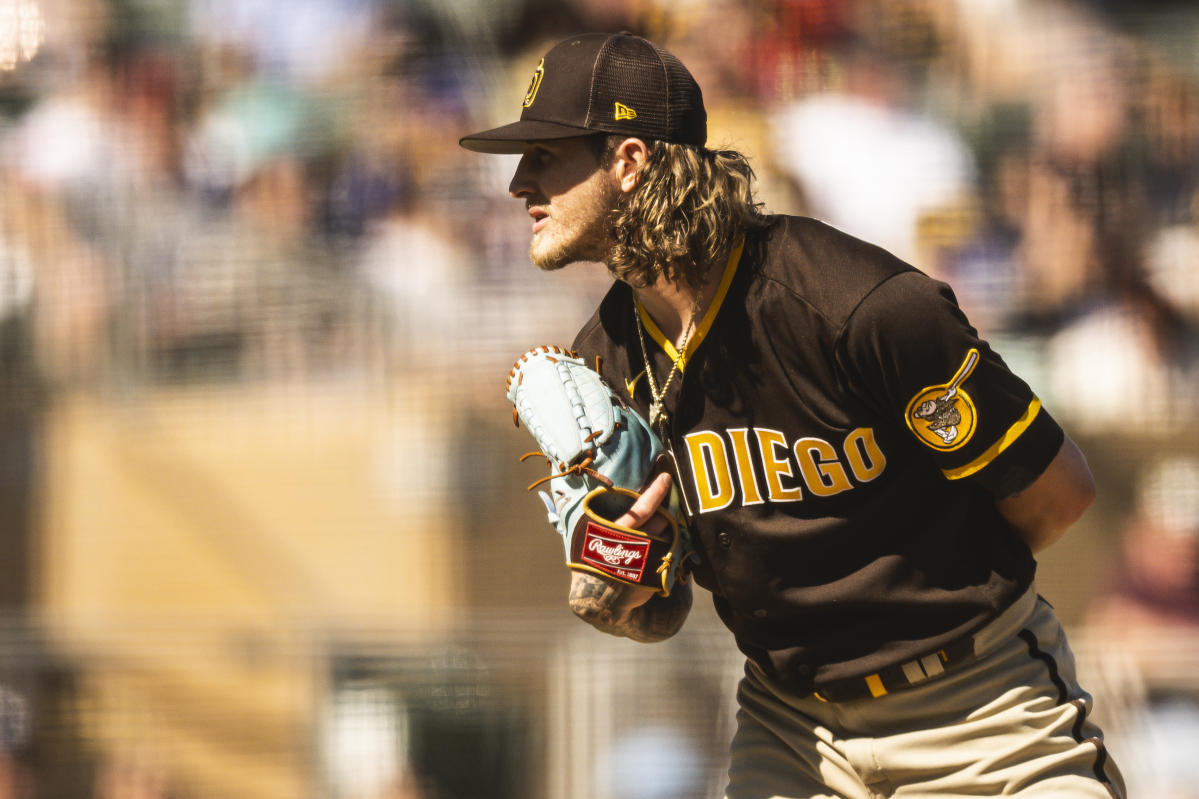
[459,32,707,154]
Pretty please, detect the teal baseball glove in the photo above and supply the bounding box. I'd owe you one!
[506,345,692,596]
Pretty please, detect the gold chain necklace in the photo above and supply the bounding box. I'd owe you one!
[634,290,704,429]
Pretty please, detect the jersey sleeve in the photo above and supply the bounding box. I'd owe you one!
[836,270,1063,499]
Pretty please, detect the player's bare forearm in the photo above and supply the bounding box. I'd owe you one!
[997,435,1096,552]
[568,571,693,642]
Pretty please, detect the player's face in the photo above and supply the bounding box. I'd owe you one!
[508,137,618,271]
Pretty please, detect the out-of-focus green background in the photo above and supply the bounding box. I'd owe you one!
[0,0,1197,797]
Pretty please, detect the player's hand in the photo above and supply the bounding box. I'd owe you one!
[616,471,674,535]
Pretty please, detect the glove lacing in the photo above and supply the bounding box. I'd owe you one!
[519,451,615,492]
[517,424,620,492]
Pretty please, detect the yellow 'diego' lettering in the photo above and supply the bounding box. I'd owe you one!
[844,427,886,482]
[794,437,852,497]
[755,428,802,502]
[684,427,889,513]
[728,428,765,505]
[685,431,735,512]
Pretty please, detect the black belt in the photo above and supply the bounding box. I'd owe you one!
[813,635,977,703]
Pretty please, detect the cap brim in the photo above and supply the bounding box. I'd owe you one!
[459,119,601,154]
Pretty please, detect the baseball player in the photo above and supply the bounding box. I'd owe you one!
[462,32,1125,798]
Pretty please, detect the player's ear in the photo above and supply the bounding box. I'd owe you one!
[611,137,651,193]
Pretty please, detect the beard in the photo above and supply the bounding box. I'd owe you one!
[529,227,609,271]
[528,178,618,272]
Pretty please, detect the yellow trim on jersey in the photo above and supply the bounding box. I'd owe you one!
[624,370,646,400]
[635,236,745,371]
[865,673,887,698]
[942,397,1042,481]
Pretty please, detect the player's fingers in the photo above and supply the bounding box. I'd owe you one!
[618,472,673,530]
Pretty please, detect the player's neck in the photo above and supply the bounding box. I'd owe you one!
[634,264,721,347]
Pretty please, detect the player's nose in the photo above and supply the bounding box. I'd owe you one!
[508,152,536,198]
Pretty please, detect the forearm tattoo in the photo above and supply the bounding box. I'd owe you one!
[568,572,693,642]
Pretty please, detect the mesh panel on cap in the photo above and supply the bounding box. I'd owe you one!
[652,42,706,144]
[588,35,669,138]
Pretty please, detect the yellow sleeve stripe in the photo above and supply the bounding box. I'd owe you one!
[943,397,1042,481]
[865,673,887,698]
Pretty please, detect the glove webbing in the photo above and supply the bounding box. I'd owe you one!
[518,426,618,491]
[509,346,621,492]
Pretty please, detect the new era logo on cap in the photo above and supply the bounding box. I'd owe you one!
[459,32,706,154]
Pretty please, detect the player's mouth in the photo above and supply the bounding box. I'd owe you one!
[529,207,549,234]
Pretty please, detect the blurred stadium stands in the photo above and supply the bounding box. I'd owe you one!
[0,0,1198,796]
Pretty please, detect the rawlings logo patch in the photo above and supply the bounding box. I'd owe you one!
[581,522,649,582]
[904,349,979,451]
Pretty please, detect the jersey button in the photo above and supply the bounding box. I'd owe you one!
[717,531,732,548]
[753,609,768,618]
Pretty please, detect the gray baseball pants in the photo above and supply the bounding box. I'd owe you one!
[724,587,1125,798]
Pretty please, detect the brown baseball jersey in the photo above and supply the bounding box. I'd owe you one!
[572,215,1064,695]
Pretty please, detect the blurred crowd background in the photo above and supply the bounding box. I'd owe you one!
[0,0,1197,797]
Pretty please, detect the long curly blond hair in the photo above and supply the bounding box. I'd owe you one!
[594,137,769,290]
